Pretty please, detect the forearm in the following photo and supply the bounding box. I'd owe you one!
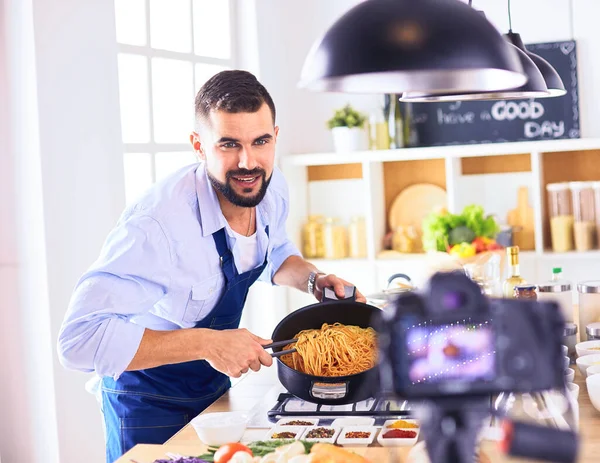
[272,255,318,293]
[125,327,214,371]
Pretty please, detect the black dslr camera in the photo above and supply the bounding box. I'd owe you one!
[378,271,578,463]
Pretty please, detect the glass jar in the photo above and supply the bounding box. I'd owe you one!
[569,182,596,251]
[537,268,573,323]
[546,183,574,252]
[348,216,367,258]
[563,323,577,358]
[593,182,600,248]
[514,284,537,300]
[392,225,418,253]
[586,322,600,341]
[368,111,389,150]
[578,281,600,339]
[302,215,325,258]
[323,217,347,259]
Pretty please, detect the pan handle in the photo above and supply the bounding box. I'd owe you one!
[387,273,412,289]
[322,286,356,302]
[311,381,348,400]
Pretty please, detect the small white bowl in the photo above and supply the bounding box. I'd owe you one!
[337,426,377,447]
[377,420,420,447]
[562,345,569,357]
[586,374,600,413]
[300,426,340,444]
[265,425,305,441]
[331,417,375,428]
[563,356,570,370]
[191,412,247,446]
[565,368,575,383]
[276,418,319,427]
[567,382,580,401]
[576,354,600,375]
[587,365,600,377]
[576,340,600,357]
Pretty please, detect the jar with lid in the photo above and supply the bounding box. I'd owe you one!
[348,216,367,258]
[302,215,325,258]
[323,217,347,259]
[514,284,537,300]
[586,322,600,341]
[546,183,574,252]
[537,267,573,322]
[569,182,596,251]
[563,322,578,358]
[593,182,600,248]
[577,281,600,339]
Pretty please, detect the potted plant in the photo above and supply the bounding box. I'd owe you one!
[327,104,368,153]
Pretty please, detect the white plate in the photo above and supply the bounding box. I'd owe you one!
[331,417,375,428]
[336,426,378,447]
[276,418,319,427]
[300,426,341,444]
[378,419,420,447]
[264,425,306,441]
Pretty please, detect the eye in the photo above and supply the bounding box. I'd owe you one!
[254,138,268,146]
[222,142,238,149]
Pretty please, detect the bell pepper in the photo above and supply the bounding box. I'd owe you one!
[449,242,476,258]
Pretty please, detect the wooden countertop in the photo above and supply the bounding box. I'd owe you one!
[117,364,600,463]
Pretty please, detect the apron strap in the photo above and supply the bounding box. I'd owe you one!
[212,225,270,281]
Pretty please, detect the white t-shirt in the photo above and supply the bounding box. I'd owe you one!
[231,230,261,274]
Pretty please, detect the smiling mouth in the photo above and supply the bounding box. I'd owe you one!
[230,175,261,190]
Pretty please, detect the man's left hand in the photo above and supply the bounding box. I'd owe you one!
[314,274,366,303]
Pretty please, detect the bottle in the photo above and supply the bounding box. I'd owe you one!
[387,94,404,149]
[348,216,367,258]
[503,246,526,298]
[368,110,389,150]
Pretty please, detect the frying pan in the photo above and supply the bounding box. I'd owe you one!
[270,287,382,405]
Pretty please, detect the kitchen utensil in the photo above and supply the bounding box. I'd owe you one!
[366,273,414,307]
[388,183,447,231]
[507,186,535,250]
[270,287,381,405]
[263,339,298,350]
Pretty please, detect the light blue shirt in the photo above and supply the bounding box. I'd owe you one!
[57,162,300,379]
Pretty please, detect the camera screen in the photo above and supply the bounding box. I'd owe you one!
[405,321,496,384]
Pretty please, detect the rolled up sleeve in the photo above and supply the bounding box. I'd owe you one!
[57,214,172,379]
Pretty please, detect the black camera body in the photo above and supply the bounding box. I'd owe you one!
[378,271,566,399]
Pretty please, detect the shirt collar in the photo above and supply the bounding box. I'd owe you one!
[195,162,274,238]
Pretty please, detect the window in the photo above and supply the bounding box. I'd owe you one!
[114,0,235,203]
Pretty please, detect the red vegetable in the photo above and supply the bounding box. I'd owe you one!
[214,443,253,463]
[382,429,417,439]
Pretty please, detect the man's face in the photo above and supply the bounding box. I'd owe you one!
[191,103,278,208]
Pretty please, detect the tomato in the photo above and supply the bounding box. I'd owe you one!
[214,443,253,463]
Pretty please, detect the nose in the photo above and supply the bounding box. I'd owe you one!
[238,145,258,171]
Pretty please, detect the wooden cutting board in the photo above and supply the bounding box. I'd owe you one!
[507,186,535,250]
[389,184,447,231]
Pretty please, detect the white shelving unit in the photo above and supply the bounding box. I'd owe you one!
[280,138,600,308]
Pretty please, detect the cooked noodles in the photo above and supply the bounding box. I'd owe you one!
[280,322,377,377]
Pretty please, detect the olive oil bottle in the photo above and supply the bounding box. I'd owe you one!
[503,246,526,298]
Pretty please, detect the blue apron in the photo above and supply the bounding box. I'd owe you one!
[101,226,269,463]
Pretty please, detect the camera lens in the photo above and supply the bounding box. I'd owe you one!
[443,291,466,310]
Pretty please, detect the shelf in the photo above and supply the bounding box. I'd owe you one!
[540,250,600,259]
[283,138,600,167]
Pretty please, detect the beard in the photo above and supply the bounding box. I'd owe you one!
[207,167,272,208]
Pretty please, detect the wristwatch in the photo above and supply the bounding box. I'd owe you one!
[307,271,325,295]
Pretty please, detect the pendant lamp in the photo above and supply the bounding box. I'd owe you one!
[298,0,526,95]
[400,42,549,102]
[505,31,567,97]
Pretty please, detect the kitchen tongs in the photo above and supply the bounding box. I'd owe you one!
[263,338,298,358]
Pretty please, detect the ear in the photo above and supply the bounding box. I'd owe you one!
[190,131,205,161]
[274,126,279,140]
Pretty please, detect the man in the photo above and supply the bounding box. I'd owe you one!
[57,70,365,462]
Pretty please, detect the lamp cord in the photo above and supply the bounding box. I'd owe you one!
[507,0,513,32]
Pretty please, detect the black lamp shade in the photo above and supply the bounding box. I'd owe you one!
[505,32,567,97]
[299,0,527,94]
[400,43,549,102]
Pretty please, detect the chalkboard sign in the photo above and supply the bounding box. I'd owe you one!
[405,40,580,146]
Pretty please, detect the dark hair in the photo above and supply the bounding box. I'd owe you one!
[195,70,276,125]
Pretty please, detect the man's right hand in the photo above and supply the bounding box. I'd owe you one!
[204,328,274,378]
